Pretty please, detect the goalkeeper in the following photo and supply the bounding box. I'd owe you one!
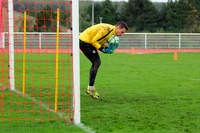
[79,21,128,99]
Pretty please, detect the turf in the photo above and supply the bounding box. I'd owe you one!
[80,52,200,133]
[1,52,200,133]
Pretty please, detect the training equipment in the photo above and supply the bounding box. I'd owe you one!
[108,35,119,45]
[174,51,178,60]
[0,0,80,125]
[131,48,136,55]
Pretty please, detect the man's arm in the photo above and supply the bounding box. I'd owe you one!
[90,29,106,50]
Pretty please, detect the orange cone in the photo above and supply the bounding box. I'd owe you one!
[174,51,178,60]
[131,48,135,55]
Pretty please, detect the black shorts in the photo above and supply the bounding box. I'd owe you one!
[79,40,100,64]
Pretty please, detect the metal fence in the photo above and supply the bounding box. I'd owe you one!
[0,32,72,49]
[1,32,200,49]
[119,33,200,49]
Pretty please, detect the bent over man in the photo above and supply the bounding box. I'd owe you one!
[79,21,128,99]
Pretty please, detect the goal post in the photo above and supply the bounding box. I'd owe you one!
[72,0,80,125]
[8,0,15,91]
[1,0,80,125]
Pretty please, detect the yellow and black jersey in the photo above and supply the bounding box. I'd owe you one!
[79,23,116,49]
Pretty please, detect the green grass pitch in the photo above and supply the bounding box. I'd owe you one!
[1,52,200,133]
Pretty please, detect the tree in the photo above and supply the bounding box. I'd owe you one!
[122,0,160,32]
[188,0,200,32]
[86,0,117,25]
[34,5,56,32]
[161,0,199,32]
[80,0,117,31]
[85,2,103,25]
[99,0,117,24]
[79,6,91,32]
[14,1,25,11]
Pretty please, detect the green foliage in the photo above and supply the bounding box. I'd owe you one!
[57,9,70,28]
[13,2,71,32]
[85,2,103,25]
[161,0,199,32]
[188,0,200,31]
[33,5,56,32]
[80,0,117,31]
[99,0,117,25]
[126,0,160,32]
[12,0,200,33]
[80,0,200,33]
[79,1,92,32]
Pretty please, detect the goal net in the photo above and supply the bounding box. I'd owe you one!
[0,0,80,126]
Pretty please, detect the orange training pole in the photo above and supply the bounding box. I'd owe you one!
[22,11,27,94]
[55,8,60,112]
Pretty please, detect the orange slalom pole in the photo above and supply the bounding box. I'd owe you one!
[55,8,60,112]
[23,11,27,94]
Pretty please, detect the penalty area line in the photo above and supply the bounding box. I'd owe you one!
[11,89,95,133]
[75,123,96,133]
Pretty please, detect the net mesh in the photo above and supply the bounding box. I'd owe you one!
[0,0,73,126]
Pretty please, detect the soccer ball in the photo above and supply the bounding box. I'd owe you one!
[107,35,119,46]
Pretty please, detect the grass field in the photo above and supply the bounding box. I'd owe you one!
[1,52,200,133]
[80,52,200,133]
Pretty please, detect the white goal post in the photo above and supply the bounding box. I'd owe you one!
[72,0,80,124]
[8,0,15,91]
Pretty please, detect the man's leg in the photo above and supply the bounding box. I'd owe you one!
[80,40,101,98]
[80,40,101,86]
[89,56,101,86]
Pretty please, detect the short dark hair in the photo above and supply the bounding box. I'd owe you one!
[116,21,128,30]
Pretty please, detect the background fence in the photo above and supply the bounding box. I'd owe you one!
[1,32,200,49]
[119,33,200,49]
[0,32,72,49]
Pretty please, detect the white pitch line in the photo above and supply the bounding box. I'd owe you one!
[76,123,96,133]
[10,88,95,133]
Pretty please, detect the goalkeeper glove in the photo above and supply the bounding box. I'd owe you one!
[108,43,119,50]
[99,47,113,54]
